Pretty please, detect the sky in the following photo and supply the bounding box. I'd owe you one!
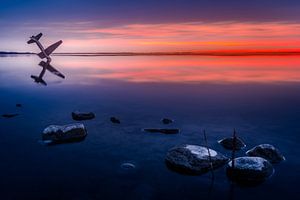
[0,0,300,52]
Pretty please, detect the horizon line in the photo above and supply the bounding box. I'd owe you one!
[1,50,300,56]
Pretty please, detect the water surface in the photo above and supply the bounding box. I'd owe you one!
[0,55,299,199]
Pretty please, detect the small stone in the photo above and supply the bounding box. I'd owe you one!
[218,137,246,150]
[144,128,179,134]
[165,144,229,175]
[110,117,121,124]
[2,113,19,118]
[246,144,285,163]
[117,161,139,177]
[42,123,87,144]
[121,162,136,170]
[72,111,95,121]
[226,156,274,184]
[161,118,174,124]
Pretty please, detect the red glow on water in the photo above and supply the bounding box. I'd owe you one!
[56,55,300,83]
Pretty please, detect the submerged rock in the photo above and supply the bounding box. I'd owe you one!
[165,144,229,175]
[120,162,136,170]
[246,144,285,163]
[42,123,87,144]
[226,156,274,184]
[144,128,179,134]
[2,113,19,118]
[117,161,139,178]
[72,111,95,121]
[110,117,121,124]
[161,118,174,124]
[218,137,246,150]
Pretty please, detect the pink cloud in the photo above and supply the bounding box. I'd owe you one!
[35,21,300,52]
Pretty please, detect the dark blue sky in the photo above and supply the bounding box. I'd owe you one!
[1,0,299,52]
[1,0,300,23]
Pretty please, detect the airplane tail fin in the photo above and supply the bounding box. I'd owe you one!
[38,61,47,67]
[30,75,47,86]
[27,33,43,44]
[27,39,35,44]
[35,33,43,40]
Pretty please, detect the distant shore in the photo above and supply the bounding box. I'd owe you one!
[0,51,34,55]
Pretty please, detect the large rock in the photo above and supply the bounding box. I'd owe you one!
[72,111,95,121]
[42,123,87,144]
[2,113,19,118]
[226,156,274,184]
[165,144,229,175]
[246,144,285,163]
[144,128,179,134]
[218,137,246,150]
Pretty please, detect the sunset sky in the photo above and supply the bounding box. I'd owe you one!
[1,0,300,52]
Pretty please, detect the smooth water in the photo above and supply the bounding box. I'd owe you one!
[0,55,299,199]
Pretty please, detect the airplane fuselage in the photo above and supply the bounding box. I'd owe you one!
[29,36,52,63]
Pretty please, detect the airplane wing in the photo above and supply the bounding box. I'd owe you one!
[27,33,43,44]
[37,40,62,58]
[47,64,65,79]
[27,39,35,44]
[39,61,65,79]
[44,40,62,56]
[35,33,43,40]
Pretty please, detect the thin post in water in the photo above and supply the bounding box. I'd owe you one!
[203,129,215,180]
[231,128,237,169]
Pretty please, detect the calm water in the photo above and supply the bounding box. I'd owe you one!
[0,55,300,199]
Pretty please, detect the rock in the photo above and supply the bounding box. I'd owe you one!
[120,162,136,170]
[161,118,173,124]
[144,128,179,134]
[165,144,229,175]
[218,137,246,150]
[42,123,87,144]
[16,104,22,107]
[246,144,285,163]
[226,156,274,184]
[117,161,139,178]
[110,117,120,124]
[2,113,19,118]
[72,111,95,121]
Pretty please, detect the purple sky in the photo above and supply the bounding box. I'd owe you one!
[1,0,299,52]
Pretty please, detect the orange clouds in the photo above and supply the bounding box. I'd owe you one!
[77,22,300,38]
[58,21,300,52]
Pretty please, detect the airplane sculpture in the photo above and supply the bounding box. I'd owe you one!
[27,33,65,85]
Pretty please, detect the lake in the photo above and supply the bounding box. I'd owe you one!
[0,54,299,199]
